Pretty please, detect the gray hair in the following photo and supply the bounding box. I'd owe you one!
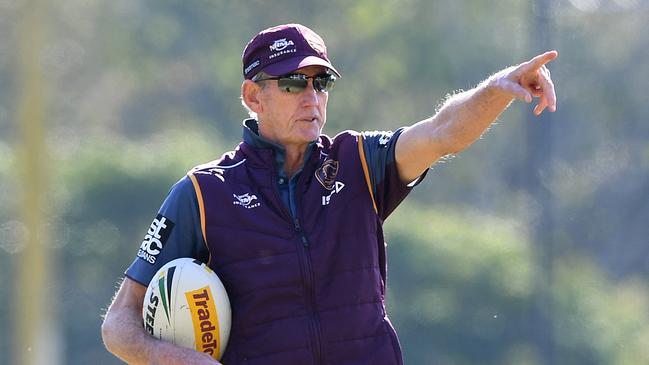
[240,71,272,119]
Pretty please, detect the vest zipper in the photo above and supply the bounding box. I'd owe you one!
[294,218,309,247]
[271,152,323,364]
[293,217,323,364]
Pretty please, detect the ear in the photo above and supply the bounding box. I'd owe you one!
[241,80,264,114]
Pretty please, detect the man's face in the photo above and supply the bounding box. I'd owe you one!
[256,65,329,149]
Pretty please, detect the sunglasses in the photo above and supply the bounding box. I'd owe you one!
[255,73,336,93]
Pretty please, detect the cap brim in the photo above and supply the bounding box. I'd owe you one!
[263,55,341,78]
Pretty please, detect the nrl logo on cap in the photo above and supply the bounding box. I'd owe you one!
[269,38,295,52]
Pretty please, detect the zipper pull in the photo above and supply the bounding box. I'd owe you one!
[294,219,309,247]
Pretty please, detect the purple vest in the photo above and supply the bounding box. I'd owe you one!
[189,131,413,365]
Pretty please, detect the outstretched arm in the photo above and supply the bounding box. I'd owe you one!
[395,50,558,183]
[101,276,221,365]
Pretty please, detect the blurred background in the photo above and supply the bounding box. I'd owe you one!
[2,0,649,364]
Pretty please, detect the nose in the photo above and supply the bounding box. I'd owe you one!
[300,79,320,107]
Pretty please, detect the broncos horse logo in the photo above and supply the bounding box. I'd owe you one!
[315,159,339,191]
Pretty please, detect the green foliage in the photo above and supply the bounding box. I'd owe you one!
[386,203,536,364]
[551,257,649,364]
[385,203,649,364]
[3,0,649,364]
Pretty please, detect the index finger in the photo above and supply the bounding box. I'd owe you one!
[520,50,558,73]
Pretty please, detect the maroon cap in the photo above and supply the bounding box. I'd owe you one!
[242,24,340,80]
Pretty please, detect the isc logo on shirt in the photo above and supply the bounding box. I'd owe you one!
[138,214,175,264]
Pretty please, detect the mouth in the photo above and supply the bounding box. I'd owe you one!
[297,117,320,123]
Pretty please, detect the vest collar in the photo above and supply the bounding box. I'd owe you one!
[242,119,316,176]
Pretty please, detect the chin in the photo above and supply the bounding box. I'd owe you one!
[308,130,322,141]
[299,127,322,142]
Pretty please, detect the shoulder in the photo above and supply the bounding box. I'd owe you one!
[171,175,195,192]
[331,129,360,141]
[189,150,245,173]
[323,129,404,154]
[360,129,404,142]
[159,176,198,213]
[315,130,401,162]
[187,147,248,182]
[327,129,402,144]
[322,130,364,149]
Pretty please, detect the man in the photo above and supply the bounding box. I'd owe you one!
[102,23,557,365]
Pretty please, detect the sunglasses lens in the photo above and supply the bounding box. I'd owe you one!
[277,77,308,93]
[274,74,336,93]
[314,76,335,92]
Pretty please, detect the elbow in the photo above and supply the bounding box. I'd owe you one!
[101,312,140,364]
[101,309,127,357]
[101,313,117,354]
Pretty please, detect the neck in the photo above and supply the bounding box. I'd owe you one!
[283,144,308,177]
[250,120,314,177]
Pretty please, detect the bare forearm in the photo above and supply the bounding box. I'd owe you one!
[102,277,221,365]
[396,51,557,182]
[428,76,514,155]
[102,300,158,365]
[102,308,221,365]
[396,78,514,182]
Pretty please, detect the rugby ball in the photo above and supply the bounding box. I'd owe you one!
[142,258,231,361]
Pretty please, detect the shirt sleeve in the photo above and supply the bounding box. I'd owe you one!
[124,176,208,286]
[360,128,428,220]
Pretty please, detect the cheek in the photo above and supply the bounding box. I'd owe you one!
[319,94,328,114]
[265,96,292,120]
